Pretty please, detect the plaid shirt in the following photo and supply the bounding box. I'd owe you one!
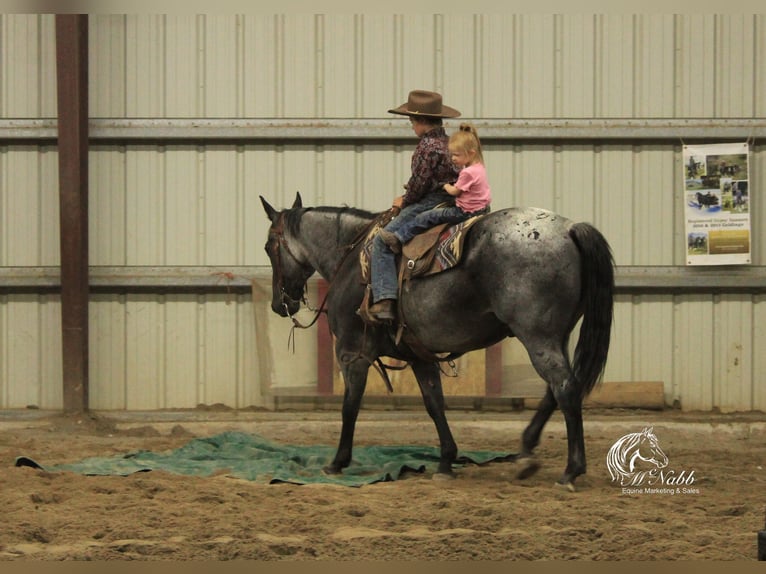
[402,126,460,207]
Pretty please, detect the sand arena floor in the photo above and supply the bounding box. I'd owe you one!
[0,407,764,561]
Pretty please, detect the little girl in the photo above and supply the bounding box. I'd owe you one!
[379,123,491,253]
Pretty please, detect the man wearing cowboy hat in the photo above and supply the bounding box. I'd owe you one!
[368,90,461,323]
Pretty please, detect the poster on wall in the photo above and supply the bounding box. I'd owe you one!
[683,142,751,266]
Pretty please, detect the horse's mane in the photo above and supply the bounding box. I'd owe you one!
[284,205,378,237]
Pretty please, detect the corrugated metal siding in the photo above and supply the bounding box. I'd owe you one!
[86,143,731,269]
[2,14,765,120]
[79,14,766,120]
[0,14,765,412]
[0,15,57,118]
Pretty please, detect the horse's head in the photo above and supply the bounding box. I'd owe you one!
[260,192,315,317]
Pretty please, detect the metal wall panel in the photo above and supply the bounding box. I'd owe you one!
[0,295,62,409]
[1,15,55,118]
[90,15,126,118]
[1,14,765,413]
[79,14,766,120]
[89,294,260,410]
[2,14,764,121]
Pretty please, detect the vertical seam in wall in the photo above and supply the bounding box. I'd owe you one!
[197,14,205,118]
[236,145,244,265]
[158,293,165,409]
[121,145,128,266]
[593,14,601,117]
[0,150,5,264]
[236,15,244,118]
[673,14,679,118]
[121,294,128,410]
[713,15,719,117]
[632,15,639,118]
[434,14,442,92]
[752,15,759,118]
[474,14,481,117]
[122,15,128,117]
[553,14,560,118]
[0,18,6,116]
[161,15,167,117]
[355,14,362,118]
[0,293,5,406]
[275,15,283,118]
[197,293,205,407]
[394,15,403,105]
[37,15,43,118]
[315,14,324,118]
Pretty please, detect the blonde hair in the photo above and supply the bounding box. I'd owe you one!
[449,123,484,164]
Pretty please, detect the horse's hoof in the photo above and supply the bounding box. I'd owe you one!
[554,481,576,493]
[515,457,541,480]
[432,471,456,482]
[322,465,342,475]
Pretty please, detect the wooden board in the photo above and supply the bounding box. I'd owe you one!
[332,348,487,397]
[584,381,666,409]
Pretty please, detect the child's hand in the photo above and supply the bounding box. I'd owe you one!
[443,183,460,196]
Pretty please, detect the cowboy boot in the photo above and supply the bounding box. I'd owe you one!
[368,299,396,323]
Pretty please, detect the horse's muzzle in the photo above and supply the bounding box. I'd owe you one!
[273,292,301,317]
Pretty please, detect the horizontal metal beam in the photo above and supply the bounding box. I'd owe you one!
[2,266,766,293]
[0,266,265,292]
[1,118,765,142]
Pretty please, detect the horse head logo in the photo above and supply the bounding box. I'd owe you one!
[606,427,669,486]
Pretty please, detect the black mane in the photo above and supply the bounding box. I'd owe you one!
[284,205,378,237]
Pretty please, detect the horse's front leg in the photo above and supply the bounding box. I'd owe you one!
[410,360,458,478]
[323,353,370,474]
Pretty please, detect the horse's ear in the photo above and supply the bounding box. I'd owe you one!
[293,191,303,209]
[260,196,278,222]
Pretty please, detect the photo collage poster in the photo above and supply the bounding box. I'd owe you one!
[683,142,751,265]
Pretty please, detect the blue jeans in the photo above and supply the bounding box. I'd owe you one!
[392,204,488,244]
[370,191,452,302]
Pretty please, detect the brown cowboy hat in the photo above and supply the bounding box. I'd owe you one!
[388,90,461,119]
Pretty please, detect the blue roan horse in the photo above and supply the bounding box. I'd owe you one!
[260,193,615,491]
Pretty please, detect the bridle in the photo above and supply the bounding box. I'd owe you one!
[267,212,323,329]
[267,208,390,330]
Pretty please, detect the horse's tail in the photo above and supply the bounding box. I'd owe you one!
[568,222,615,398]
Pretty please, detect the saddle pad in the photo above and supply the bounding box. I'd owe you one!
[427,216,483,276]
[359,214,484,284]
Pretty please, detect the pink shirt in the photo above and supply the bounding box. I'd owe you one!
[454,162,491,213]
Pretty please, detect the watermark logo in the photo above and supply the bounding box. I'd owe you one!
[606,427,699,495]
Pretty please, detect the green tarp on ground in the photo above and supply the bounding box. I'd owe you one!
[15,431,515,487]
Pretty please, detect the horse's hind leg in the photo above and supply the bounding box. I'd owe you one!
[515,386,558,479]
[523,340,587,490]
[552,382,587,491]
[521,386,557,456]
[410,361,458,477]
[324,355,369,474]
